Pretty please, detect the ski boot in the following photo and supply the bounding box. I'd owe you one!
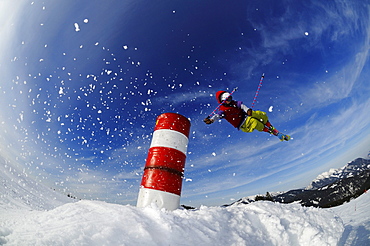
[277,132,291,141]
[266,124,290,141]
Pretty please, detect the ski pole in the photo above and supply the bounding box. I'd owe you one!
[206,87,238,119]
[251,73,265,109]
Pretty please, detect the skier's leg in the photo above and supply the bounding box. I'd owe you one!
[265,122,279,135]
[264,120,291,141]
[240,117,265,132]
[241,112,290,140]
[253,119,265,132]
[250,111,268,125]
[268,124,290,141]
[263,121,277,134]
[241,111,270,132]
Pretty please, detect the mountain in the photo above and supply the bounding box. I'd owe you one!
[272,169,370,208]
[306,158,370,190]
[228,158,370,208]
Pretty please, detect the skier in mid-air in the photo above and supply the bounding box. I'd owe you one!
[204,90,290,141]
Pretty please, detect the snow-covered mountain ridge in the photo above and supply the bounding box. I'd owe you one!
[307,158,370,190]
[228,157,370,208]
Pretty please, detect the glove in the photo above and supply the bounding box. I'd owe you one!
[247,108,252,116]
[203,118,214,124]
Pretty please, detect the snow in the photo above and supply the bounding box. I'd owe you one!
[74,23,80,32]
[0,200,344,246]
[0,146,368,246]
[0,161,369,245]
[331,192,370,245]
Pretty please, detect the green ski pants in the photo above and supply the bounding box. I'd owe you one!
[240,110,268,133]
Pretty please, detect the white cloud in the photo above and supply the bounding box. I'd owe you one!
[0,1,25,43]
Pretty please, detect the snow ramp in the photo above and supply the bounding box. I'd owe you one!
[0,200,343,246]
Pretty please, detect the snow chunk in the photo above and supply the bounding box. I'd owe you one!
[74,23,80,32]
[268,106,273,112]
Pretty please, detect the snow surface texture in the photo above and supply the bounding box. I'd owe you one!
[0,155,368,245]
[0,155,73,211]
[0,200,343,246]
[331,191,370,245]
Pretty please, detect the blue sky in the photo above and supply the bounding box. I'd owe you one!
[0,0,369,207]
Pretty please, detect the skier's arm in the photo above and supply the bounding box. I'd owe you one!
[240,103,252,116]
[204,112,223,124]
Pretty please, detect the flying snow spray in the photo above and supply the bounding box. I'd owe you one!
[137,113,191,210]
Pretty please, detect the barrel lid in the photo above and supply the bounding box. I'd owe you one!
[154,113,191,137]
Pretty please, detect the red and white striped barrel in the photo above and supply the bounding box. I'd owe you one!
[137,113,191,210]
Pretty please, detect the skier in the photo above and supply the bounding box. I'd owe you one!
[203,90,290,141]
